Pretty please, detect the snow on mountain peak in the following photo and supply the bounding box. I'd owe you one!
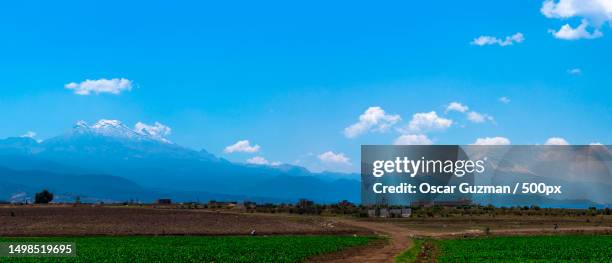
[74,120,88,128]
[92,119,123,128]
[72,119,171,143]
[134,122,172,143]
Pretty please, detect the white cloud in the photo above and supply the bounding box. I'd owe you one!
[499,96,511,104]
[567,68,582,75]
[20,131,42,143]
[493,164,536,175]
[443,102,494,124]
[467,111,494,123]
[394,134,433,145]
[246,156,281,166]
[548,19,603,40]
[545,137,570,145]
[406,111,452,132]
[20,131,37,138]
[590,142,604,145]
[471,33,524,46]
[292,153,354,173]
[224,140,260,153]
[344,106,401,138]
[542,0,612,40]
[472,137,511,145]
[65,78,133,95]
[541,0,612,21]
[467,111,484,123]
[445,102,469,113]
[246,156,269,165]
[317,151,350,164]
[134,122,171,142]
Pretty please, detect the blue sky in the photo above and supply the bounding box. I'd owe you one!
[1,1,611,173]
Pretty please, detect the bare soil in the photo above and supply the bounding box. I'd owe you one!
[0,205,370,236]
[376,215,612,237]
[310,218,415,263]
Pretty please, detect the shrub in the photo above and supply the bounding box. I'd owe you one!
[35,189,54,204]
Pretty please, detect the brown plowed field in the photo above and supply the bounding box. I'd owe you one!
[0,206,370,236]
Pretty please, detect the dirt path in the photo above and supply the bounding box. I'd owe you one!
[310,218,612,263]
[312,219,416,263]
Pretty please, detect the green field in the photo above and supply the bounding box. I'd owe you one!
[0,236,372,263]
[436,235,612,262]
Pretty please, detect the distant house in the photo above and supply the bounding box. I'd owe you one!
[208,200,237,208]
[401,208,412,217]
[233,203,246,210]
[368,207,410,218]
[379,208,389,218]
[367,209,376,217]
[156,199,172,204]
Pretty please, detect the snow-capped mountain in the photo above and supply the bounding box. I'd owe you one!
[73,119,171,143]
[0,119,361,203]
[38,120,215,164]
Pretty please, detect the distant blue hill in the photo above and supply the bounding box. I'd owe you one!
[0,120,359,203]
[1,120,607,208]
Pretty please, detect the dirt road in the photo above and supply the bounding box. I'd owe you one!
[311,218,612,263]
[312,219,416,263]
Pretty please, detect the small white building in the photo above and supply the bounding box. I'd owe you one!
[367,209,376,217]
[379,208,389,218]
[401,208,412,217]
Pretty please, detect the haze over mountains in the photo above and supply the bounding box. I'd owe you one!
[466,145,612,207]
[1,120,610,208]
[0,120,360,203]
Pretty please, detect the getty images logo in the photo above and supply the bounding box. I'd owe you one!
[371,156,487,178]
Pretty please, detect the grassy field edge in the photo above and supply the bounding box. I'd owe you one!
[394,238,423,263]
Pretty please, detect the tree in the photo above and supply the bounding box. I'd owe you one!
[35,190,54,204]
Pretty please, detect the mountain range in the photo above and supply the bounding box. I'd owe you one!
[1,120,609,208]
[0,120,360,203]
